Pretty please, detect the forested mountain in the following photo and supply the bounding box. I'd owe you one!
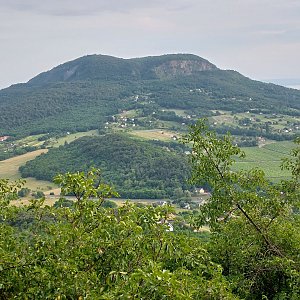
[19,134,192,198]
[1,53,300,137]
[27,54,217,84]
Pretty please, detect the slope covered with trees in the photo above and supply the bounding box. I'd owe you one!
[1,54,300,137]
[19,134,192,199]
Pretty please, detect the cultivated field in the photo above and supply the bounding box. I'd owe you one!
[0,149,56,191]
[235,141,295,181]
[128,129,179,141]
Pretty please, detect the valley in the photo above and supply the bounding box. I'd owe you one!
[0,128,295,203]
[0,53,299,203]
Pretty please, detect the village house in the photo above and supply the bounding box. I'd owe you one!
[0,136,9,142]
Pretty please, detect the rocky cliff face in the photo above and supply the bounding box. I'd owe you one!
[153,59,218,78]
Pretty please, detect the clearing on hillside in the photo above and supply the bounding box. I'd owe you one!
[0,149,56,191]
[128,129,179,141]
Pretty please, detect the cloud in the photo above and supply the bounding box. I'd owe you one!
[1,0,196,16]
[1,0,300,89]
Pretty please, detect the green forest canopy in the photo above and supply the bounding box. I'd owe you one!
[19,134,192,199]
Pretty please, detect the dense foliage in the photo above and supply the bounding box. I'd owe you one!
[0,170,234,299]
[0,81,123,137]
[20,134,192,199]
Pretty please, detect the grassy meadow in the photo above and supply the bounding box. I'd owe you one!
[235,141,295,181]
[52,130,99,147]
[128,129,179,141]
[0,149,56,191]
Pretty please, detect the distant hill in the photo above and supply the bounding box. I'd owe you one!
[19,134,192,199]
[28,54,217,84]
[0,53,300,137]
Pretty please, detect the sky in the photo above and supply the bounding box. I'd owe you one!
[1,0,300,89]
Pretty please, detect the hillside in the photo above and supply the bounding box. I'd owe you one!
[27,54,217,84]
[19,134,192,199]
[1,53,299,138]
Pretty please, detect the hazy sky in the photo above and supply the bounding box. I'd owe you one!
[1,0,300,89]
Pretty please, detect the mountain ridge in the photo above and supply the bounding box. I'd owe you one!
[0,53,300,138]
[27,53,218,85]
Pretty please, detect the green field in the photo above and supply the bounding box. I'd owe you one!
[128,129,179,141]
[16,135,45,147]
[234,141,295,180]
[53,130,99,147]
[211,114,235,125]
[118,109,139,118]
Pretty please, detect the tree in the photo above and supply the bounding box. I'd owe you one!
[0,178,23,212]
[33,190,45,199]
[0,169,235,299]
[184,119,300,299]
[53,167,119,205]
[101,199,118,208]
[17,187,31,198]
